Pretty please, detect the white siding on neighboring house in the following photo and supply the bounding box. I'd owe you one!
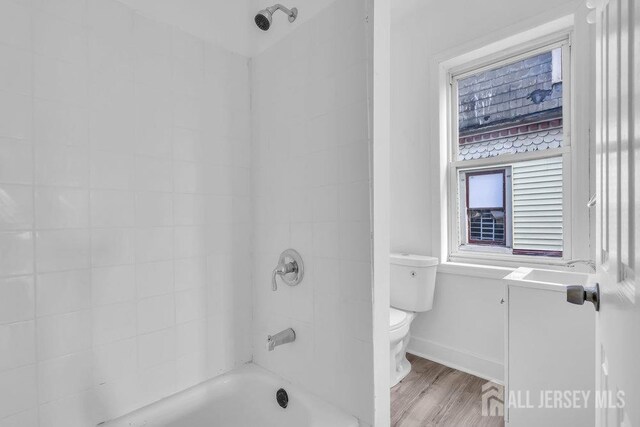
[512,157,563,253]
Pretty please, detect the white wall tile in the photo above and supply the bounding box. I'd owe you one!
[135,227,173,263]
[175,288,206,324]
[137,294,175,334]
[0,276,34,325]
[173,161,203,194]
[90,228,134,267]
[93,337,137,385]
[90,151,133,190]
[36,229,90,272]
[0,408,38,427]
[135,260,173,298]
[174,226,204,259]
[89,106,135,154]
[172,127,202,162]
[87,0,133,47]
[35,145,89,188]
[5,0,254,423]
[33,13,86,64]
[135,361,176,410]
[36,270,90,317]
[173,193,205,226]
[91,265,135,306]
[132,14,171,56]
[0,185,33,230]
[134,86,172,158]
[174,257,205,291]
[0,0,31,50]
[0,365,37,419]
[0,321,36,372]
[92,302,136,346]
[34,99,88,148]
[176,351,206,390]
[339,181,370,222]
[251,2,373,422]
[0,232,34,276]
[339,141,370,183]
[0,44,31,96]
[0,91,31,140]
[90,190,135,227]
[134,156,172,192]
[135,192,172,227]
[172,94,201,131]
[35,188,89,229]
[37,310,91,360]
[137,327,175,369]
[37,351,93,403]
[34,55,87,105]
[33,0,87,25]
[175,318,206,358]
[0,139,32,185]
[38,389,101,427]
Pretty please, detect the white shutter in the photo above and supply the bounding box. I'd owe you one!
[512,157,563,253]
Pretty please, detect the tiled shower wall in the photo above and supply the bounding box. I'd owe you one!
[0,0,251,425]
[250,0,374,423]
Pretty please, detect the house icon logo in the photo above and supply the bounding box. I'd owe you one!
[481,382,504,417]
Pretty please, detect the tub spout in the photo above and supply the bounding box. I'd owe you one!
[267,328,296,351]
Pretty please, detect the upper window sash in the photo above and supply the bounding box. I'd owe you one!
[449,37,572,165]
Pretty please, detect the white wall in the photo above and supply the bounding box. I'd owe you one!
[116,0,344,56]
[249,0,342,54]
[391,0,592,381]
[0,0,251,425]
[116,0,254,56]
[250,0,375,423]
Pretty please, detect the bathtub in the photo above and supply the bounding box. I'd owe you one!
[105,364,359,427]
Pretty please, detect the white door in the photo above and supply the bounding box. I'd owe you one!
[594,0,640,426]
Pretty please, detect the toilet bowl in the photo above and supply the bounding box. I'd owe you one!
[389,254,438,387]
[389,307,415,387]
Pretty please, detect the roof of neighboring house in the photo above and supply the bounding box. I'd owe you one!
[458,126,563,161]
[458,50,562,136]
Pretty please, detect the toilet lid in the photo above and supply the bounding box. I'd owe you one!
[390,307,408,328]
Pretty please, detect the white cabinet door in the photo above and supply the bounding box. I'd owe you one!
[506,283,595,426]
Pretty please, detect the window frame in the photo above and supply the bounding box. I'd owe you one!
[446,34,573,265]
[462,168,508,246]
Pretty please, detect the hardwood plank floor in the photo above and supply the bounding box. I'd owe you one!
[390,354,504,427]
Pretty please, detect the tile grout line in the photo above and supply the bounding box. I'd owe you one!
[28,1,39,422]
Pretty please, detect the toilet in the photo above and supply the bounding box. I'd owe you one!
[389,253,438,387]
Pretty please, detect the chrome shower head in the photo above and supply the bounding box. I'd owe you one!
[255,4,298,31]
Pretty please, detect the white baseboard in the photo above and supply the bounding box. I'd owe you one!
[407,336,504,384]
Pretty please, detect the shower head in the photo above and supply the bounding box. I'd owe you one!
[255,4,298,31]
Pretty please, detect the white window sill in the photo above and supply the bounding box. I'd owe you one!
[439,253,577,280]
[437,261,514,280]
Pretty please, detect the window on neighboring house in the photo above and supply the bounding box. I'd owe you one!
[450,39,569,260]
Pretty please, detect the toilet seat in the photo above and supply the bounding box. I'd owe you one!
[389,307,410,330]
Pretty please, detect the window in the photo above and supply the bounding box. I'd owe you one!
[449,38,570,261]
[464,169,507,246]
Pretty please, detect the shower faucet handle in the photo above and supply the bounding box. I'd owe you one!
[271,249,304,291]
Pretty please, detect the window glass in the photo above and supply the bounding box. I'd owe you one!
[457,48,563,162]
[468,172,504,208]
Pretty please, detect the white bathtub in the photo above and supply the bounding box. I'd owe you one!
[105,364,359,427]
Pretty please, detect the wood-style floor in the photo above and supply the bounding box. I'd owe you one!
[391,354,505,427]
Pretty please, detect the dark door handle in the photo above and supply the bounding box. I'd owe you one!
[566,283,600,311]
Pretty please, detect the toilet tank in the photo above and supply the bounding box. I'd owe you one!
[390,253,439,312]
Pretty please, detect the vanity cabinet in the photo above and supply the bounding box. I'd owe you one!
[503,268,595,427]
